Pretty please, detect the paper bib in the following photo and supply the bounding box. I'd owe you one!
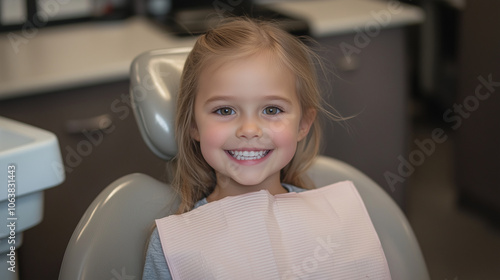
[156,181,391,279]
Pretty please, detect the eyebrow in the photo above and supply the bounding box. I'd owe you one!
[204,95,293,105]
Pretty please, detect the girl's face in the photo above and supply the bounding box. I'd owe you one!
[191,53,314,195]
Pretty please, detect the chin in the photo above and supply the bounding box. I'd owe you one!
[233,176,266,187]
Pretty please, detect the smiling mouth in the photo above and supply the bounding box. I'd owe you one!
[227,150,271,161]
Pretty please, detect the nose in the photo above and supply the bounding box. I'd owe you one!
[236,117,263,139]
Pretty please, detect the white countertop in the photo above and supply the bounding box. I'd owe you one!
[270,0,424,37]
[0,0,423,100]
[0,17,196,99]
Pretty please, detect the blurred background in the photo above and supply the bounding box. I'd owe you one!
[0,0,499,279]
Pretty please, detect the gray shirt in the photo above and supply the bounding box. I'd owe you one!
[142,183,305,279]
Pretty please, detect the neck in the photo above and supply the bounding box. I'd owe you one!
[206,173,287,202]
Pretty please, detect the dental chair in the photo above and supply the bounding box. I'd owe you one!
[59,48,430,280]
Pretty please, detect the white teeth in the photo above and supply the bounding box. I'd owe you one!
[228,150,269,160]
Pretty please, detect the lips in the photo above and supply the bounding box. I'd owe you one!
[227,150,270,161]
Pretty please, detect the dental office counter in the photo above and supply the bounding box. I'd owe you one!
[0,1,423,279]
[0,17,196,99]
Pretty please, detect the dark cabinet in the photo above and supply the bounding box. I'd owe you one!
[315,27,410,209]
[455,0,500,222]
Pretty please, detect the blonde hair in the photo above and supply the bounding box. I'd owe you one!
[174,17,327,214]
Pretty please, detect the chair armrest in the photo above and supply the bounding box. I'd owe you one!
[59,173,179,280]
[309,156,430,280]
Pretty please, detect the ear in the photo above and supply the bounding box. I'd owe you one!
[190,122,200,141]
[297,108,316,142]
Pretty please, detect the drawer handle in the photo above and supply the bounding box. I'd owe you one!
[65,114,113,134]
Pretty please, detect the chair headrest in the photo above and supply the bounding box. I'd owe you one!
[129,47,192,161]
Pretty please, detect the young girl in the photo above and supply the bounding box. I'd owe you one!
[143,17,389,279]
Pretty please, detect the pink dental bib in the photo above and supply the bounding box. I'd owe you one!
[156,181,391,279]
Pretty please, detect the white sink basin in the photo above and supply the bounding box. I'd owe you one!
[0,116,65,279]
[0,116,65,200]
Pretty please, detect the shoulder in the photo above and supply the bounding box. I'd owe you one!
[143,228,172,279]
[147,228,162,252]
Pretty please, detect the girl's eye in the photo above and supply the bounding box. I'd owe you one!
[263,106,282,115]
[215,107,235,116]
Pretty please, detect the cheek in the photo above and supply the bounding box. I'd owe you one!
[198,123,231,151]
[268,123,299,156]
[273,131,299,152]
[265,117,302,144]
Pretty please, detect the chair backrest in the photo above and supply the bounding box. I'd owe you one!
[59,48,429,280]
